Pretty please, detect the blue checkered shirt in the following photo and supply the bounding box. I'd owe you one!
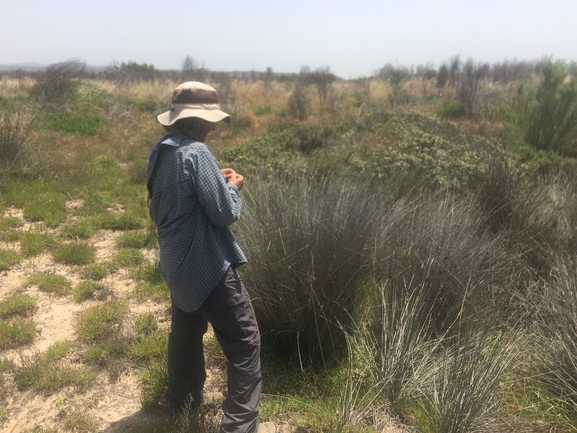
[146,135,247,312]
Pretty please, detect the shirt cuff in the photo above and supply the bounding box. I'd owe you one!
[227,183,239,193]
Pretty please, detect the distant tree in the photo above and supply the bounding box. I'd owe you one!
[437,64,449,88]
[448,56,461,87]
[182,55,203,81]
[264,67,274,85]
[458,59,485,116]
[310,67,336,107]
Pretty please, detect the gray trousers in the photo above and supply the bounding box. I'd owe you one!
[168,266,262,433]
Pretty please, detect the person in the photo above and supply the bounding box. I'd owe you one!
[146,82,275,433]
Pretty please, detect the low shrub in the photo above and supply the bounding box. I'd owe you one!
[435,101,466,118]
[0,95,16,113]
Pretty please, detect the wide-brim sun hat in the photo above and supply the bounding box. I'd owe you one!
[157,81,231,126]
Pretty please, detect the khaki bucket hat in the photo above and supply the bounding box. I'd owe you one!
[157,81,231,126]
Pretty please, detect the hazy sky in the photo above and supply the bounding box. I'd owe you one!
[2,0,576,78]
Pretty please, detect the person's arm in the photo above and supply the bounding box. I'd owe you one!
[191,147,243,227]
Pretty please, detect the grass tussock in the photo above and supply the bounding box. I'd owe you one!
[25,273,72,296]
[19,232,55,256]
[15,354,97,394]
[0,249,22,271]
[0,293,36,318]
[0,317,36,349]
[75,299,128,343]
[52,242,96,265]
[73,281,108,302]
[140,356,169,407]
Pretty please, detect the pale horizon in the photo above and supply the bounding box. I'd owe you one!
[2,0,576,79]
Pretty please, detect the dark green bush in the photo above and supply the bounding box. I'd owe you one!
[514,60,577,156]
[0,96,16,113]
[436,101,466,119]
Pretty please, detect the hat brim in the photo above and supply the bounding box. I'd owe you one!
[157,107,231,126]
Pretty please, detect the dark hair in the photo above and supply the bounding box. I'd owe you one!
[164,117,214,141]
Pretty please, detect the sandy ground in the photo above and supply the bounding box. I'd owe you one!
[0,206,411,433]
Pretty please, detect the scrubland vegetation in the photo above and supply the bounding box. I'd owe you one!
[1,57,577,432]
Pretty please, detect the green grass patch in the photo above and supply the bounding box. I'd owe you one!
[130,281,170,301]
[76,299,127,343]
[134,313,159,336]
[59,218,98,239]
[115,230,157,249]
[20,232,55,256]
[254,105,272,116]
[52,242,95,265]
[84,344,114,364]
[73,281,108,302]
[0,401,10,423]
[0,249,22,270]
[0,293,36,318]
[94,211,145,231]
[131,261,163,283]
[140,356,169,407]
[0,216,22,230]
[45,340,74,362]
[25,273,72,296]
[112,247,145,268]
[129,262,169,301]
[0,229,20,242]
[14,358,97,394]
[42,113,109,136]
[127,332,168,360]
[0,318,36,349]
[23,197,67,227]
[62,411,99,432]
[78,263,110,281]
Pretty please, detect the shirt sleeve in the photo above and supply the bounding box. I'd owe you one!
[190,145,242,228]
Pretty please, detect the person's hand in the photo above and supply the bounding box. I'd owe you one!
[221,168,234,182]
[221,168,245,190]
